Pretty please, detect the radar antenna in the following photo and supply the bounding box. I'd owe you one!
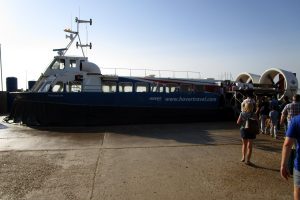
[53,17,92,57]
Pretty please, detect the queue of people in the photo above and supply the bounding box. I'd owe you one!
[240,94,286,139]
[239,94,299,138]
[237,94,300,199]
[236,93,300,199]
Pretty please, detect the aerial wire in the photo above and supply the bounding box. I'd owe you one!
[71,13,73,30]
[86,23,88,56]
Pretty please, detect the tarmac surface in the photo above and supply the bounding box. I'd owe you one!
[0,118,293,200]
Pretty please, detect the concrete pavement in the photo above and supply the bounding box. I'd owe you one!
[0,120,293,200]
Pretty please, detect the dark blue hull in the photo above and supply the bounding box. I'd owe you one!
[7,92,233,126]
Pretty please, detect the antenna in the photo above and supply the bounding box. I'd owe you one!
[75,17,93,57]
[75,17,92,25]
[76,42,92,49]
[25,70,27,90]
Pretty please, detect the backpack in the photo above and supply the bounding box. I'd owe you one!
[245,117,259,135]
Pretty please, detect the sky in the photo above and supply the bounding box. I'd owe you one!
[0,0,300,90]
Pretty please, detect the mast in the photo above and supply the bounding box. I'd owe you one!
[0,44,3,91]
[53,17,92,57]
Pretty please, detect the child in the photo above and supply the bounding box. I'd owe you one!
[269,106,279,139]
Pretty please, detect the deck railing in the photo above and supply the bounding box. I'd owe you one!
[100,67,202,79]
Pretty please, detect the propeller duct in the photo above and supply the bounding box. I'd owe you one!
[259,68,298,100]
[235,72,261,84]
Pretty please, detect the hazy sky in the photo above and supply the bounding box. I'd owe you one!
[0,0,299,90]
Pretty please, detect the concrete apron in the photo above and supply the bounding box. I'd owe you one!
[0,119,293,200]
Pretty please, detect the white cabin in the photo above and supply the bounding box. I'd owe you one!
[31,56,102,93]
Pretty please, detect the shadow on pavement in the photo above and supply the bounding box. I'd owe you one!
[248,162,280,173]
[8,122,239,145]
[254,137,283,153]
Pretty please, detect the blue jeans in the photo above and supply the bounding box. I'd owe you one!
[294,168,300,186]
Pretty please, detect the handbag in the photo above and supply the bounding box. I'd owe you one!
[245,118,259,135]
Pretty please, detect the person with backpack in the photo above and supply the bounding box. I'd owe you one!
[237,102,258,165]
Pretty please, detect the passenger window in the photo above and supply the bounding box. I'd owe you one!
[71,84,81,92]
[102,82,117,93]
[66,82,82,92]
[52,82,64,92]
[119,82,133,92]
[150,84,164,93]
[195,85,204,92]
[165,84,179,93]
[180,84,194,93]
[136,83,148,92]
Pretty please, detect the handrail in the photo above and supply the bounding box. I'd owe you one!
[99,67,202,79]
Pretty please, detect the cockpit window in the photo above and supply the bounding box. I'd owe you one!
[51,59,65,70]
[39,81,52,92]
[70,60,77,68]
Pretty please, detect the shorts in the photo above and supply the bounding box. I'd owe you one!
[294,168,300,187]
[240,128,256,139]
